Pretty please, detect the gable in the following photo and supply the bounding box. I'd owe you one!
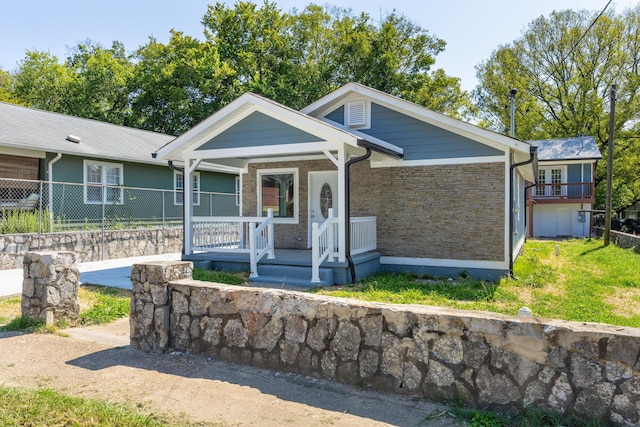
[323,103,503,160]
[196,111,324,151]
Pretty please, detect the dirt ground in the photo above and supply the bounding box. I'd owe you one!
[0,318,466,426]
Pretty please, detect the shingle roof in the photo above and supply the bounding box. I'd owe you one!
[0,101,174,165]
[528,136,602,161]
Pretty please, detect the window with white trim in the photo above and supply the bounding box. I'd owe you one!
[83,160,123,204]
[174,171,200,205]
[257,168,298,223]
[536,166,566,197]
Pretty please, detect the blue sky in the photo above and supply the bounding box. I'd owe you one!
[2,0,638,92]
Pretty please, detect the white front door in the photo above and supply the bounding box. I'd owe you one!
[308,171,338,247]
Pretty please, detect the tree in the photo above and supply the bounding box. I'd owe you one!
[474,7,640,211]
[0,70,21,104]
[13,42,134,125]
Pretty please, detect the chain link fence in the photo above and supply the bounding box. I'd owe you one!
[0,178,238,234]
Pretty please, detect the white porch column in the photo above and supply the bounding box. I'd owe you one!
[337,149,346,262]
[183,158,201,255]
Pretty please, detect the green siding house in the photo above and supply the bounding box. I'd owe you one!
[0,102,239,226]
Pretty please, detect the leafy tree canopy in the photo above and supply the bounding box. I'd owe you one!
[3,1,471,136]
[474,6,640,210]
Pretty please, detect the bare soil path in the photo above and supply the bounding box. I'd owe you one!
[0,318,465,426]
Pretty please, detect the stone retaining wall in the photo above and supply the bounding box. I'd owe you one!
[21,251,80,326]
[611,230,640,254]
[0,227,182,270]
[130,261,640,425]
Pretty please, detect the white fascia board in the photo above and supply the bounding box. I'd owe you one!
[539,159,595,166]
[185,141,344,161]
[157,94,361,161]
[503,158,511,264]
[370,155,507,168]
[249,154,328,164]
[380,256,508,270]
[0,145,47,158]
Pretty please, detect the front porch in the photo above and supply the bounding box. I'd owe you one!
[184,249,381,288]
[184,211,379,287]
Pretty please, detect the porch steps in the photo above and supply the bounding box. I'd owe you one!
[249,264,334,288]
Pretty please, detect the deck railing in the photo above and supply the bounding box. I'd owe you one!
[530,182,595,200]
[192,209,274,277]
[310,213,377,284]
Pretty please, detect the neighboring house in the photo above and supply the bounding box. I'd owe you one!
[155,83,536,283]
[0,102,239,223]
[527,137,601,238]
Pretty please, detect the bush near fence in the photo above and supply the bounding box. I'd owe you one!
[0,178,238,233]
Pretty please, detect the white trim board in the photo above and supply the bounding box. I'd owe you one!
[380,256,508,270]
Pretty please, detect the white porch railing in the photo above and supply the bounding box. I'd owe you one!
[350,216,377,255]
[311,208,338,283]
[310,214,377,284]
[192,209,274,278]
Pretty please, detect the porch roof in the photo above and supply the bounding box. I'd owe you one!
[154,92,403,171]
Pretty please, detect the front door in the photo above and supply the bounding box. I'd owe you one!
[308,171,338,248]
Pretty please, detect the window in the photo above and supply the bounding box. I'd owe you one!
[257,168,298,223]
[84,160,123,204]
[174,171,200,205]
[536,166,565,197]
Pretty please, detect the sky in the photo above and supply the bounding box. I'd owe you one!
[2,0,639,92]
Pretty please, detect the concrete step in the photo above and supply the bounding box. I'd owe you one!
[249,264,334,287]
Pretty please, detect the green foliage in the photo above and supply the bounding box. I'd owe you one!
[4,2,472,136]
[316,238,640,328]
[453,405,604,427]
[193,268,246,285]
[0,316,45,332]
[474,6,640,211]
[0,387,205,427]
[78,286,131,325]
[0,209,51,234]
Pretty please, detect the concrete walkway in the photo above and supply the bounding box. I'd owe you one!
[0,253,181,297]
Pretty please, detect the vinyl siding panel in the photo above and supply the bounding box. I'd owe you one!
[196,111,323,151]
[325,106,344,125]
[583,163,592,182]
[360,103,502,160]
[567,164,582,183]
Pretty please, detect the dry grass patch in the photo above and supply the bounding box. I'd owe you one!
[606,288,640,318]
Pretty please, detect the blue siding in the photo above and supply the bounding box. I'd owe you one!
[583,163,591,182]
[567,164,582,183]
[325,106,344,125]
[197,111,323,151]
[361,103,502,160]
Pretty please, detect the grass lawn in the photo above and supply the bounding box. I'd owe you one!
[313,238,640,328]
[0,387,214,427]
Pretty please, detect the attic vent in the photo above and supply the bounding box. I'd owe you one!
[66,134,81,143]
[346,101,367,128]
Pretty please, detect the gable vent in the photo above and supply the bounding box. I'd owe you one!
[346,101,367,127]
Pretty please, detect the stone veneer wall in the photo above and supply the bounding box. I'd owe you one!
[130,261,640,425]
[611,230,640,254]
[350,161,505,261]
[22,251,80,326]
[242,159,505,260]
[0,227,182,270]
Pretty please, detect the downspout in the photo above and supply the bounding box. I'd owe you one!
[509,146,536,277]
[345,147,372,283]
[47,153,62,226]
[167,161,185,255]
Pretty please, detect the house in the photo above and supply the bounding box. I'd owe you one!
[527,137,601,238]
[154,83,537,284]
[0,102,239,226]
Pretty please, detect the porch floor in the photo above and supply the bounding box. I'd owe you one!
[183,249,381,287]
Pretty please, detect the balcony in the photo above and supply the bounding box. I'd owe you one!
[528,182,595,204]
